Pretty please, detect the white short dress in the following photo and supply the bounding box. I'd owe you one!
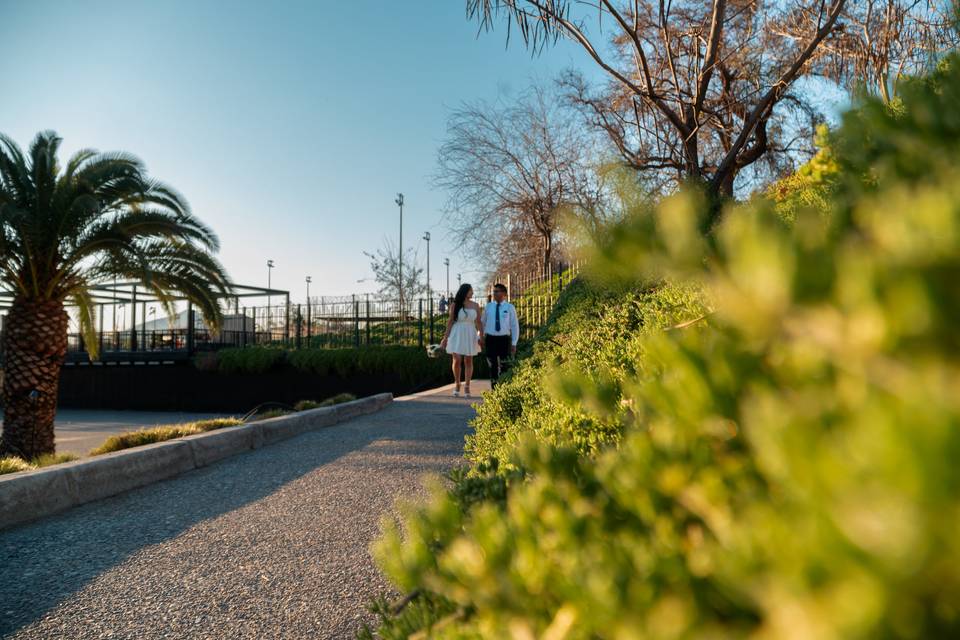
[447,307,480,356]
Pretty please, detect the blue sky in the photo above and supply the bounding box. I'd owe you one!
[1,0,595,300]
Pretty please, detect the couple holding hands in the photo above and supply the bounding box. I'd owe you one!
[439,282,518,398]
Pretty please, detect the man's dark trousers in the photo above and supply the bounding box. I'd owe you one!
[485,334,511,388]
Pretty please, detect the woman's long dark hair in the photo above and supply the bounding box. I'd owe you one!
[453,283,472,320]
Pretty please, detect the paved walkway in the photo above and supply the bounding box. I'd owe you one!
[0,382,486,639]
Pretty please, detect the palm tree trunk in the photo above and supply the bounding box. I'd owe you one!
[1,299,68,459]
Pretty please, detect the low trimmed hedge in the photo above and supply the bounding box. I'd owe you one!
[202,345,485,383]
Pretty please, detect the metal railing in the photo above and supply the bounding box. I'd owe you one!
[61,262,582,361]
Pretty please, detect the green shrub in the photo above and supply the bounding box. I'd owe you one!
[192,351,220,372]
[90,418,242,454]
[367,56,960,638]
[766,124,839,224]
[288,345,460,383]
[212,345,460,383]
[215,347,286,374]
[293,394,356,411]
[468,277,707,466]
[319,392,357,407]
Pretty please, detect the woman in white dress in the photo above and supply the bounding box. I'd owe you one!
[440,283,483,397]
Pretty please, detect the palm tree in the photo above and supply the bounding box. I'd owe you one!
[0,131,231,459]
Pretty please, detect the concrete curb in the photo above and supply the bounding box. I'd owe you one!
[0,392,393,530]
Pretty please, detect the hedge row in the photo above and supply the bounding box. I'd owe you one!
[197,345,476,383]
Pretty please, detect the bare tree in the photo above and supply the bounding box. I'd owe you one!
[812,0,959,102]
[468,1,849,215]
[435,84,598,275]
[364,239,426,307]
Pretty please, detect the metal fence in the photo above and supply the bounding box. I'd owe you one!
[61,262,582,361]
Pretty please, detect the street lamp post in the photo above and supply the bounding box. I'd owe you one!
[457,272,462,288]
[305,275,312,344]
[267,259,274,331]
[423,232,432,343]
[444,257,450,298]
[422,232,431,302]
[395,193,404,313]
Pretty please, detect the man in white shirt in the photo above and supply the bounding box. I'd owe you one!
[480,283,520,388]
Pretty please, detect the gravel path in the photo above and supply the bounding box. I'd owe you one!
[0,382,484,639]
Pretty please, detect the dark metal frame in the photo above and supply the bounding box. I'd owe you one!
[0,281,291,361]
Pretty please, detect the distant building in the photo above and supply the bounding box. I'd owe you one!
[141,310,254,339]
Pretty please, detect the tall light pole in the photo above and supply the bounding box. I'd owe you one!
[305,275,311,303]
[444,257,450,298]
[457,272,462,288]
[267,259,274,329]
[395,193,404,311]
[422,232,431,303]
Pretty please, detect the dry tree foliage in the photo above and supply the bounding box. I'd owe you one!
[469,1,957,210]
[434,84,599,274]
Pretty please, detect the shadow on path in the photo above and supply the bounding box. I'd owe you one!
[0,386,480,638]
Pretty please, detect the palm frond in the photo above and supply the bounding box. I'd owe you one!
[69,286,99,359]
[0,130,232,326]
[0,133,33,205]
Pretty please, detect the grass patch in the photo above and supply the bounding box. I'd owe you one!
[0,452,80,475]
[33,452,80,467]
[0,457,35,475]
[89,418,242,455]
[294,393,357,411]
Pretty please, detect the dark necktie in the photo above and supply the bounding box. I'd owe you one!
[495,302,501,332]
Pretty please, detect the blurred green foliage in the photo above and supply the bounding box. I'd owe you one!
[364,55,960,638]
[766,125,839,224]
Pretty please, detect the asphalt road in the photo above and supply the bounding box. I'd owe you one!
[0,409,232,457]
[0,382,484,639]
[53,410,233,456]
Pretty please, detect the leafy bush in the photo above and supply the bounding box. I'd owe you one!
[469,277,707,466]
[192,351,220,372]
[215,347,286,374]
[293,393,356,411]
[90,418,242,454]
[366,57,960,638]
[766,124,839,223]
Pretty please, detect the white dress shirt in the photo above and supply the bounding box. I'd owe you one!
[482,300,520,345]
